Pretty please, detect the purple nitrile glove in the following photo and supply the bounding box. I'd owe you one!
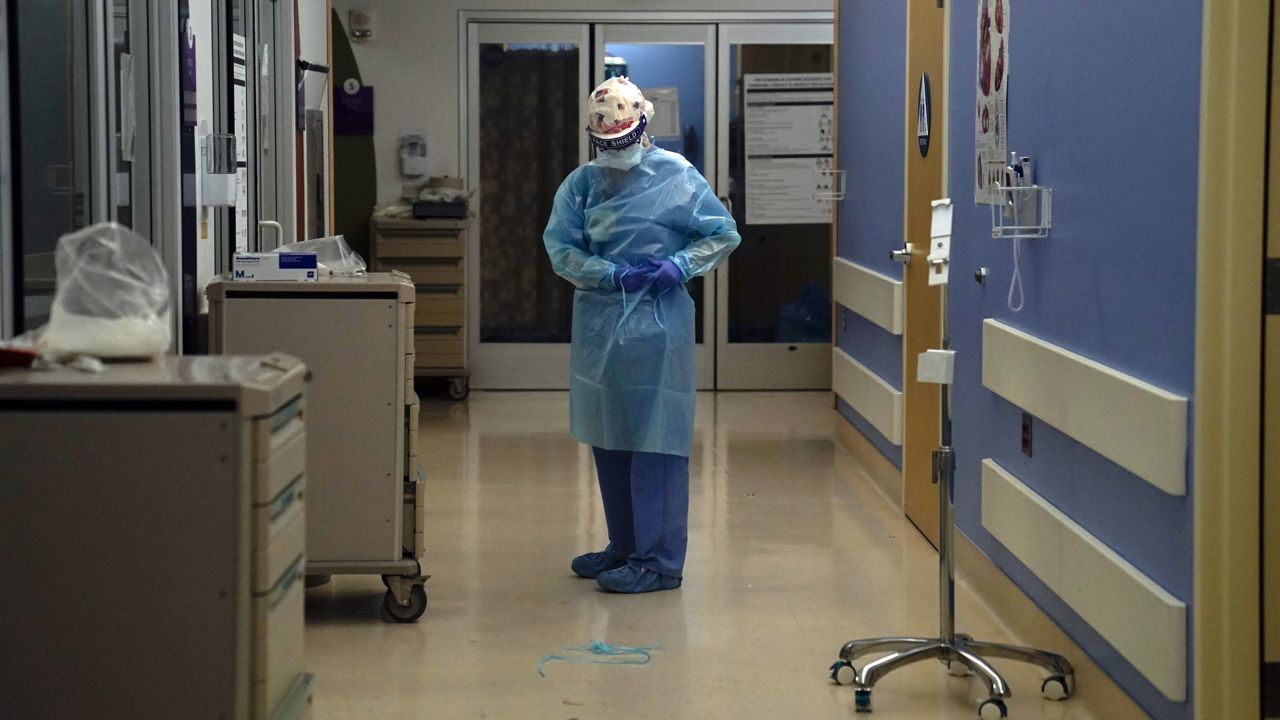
[645,259,682,291]
[612,265,654,293]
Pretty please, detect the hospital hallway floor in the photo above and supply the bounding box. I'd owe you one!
[303,392,1106,720]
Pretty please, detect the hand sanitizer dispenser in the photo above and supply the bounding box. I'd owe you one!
[399,132,428,178]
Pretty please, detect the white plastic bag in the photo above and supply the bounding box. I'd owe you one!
[273,235,366,276]
[39,222,172,359]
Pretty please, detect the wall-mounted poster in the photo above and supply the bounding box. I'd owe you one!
[744,73,835,225]
[975,0,1009,205]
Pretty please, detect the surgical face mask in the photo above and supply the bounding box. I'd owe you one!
[595,142,644,171]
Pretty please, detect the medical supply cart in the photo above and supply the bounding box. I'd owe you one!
[208,272,428,622]
[370,217,470,399]
[0,354,314,719]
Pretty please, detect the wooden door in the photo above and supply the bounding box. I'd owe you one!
[902,0,948,546]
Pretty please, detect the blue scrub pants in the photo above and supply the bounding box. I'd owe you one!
[592,447,689,579]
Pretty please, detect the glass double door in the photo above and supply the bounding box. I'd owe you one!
[3,0,169,339]
[467,21,832,390]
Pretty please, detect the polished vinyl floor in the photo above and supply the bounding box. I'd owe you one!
[304,392,1104,720]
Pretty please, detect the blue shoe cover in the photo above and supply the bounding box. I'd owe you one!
[596,564,682,594]
[571,550,627,579]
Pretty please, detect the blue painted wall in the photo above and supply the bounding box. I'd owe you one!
[946,3,1201,718]
[834,0,907,469]
[606,43,707,175]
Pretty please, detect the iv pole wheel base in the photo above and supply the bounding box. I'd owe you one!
[854,688,872,712]
[1041,675,1072,700]
[977,698,1008,720]
[829,660,856,685]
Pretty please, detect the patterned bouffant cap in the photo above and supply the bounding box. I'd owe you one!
[585,77,655,150]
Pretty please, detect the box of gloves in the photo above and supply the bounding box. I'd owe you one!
[232,252,319,281]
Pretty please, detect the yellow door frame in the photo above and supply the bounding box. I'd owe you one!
[1193,0,1267,716]
[1267,0,1280,692]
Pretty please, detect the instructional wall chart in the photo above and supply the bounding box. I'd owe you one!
[744,73,835,225]
[975,0,1009,205]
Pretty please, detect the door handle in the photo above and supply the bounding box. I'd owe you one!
[890,243,914,265]
[258,220,284,249]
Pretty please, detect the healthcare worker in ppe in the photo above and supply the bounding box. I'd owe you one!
[543,77,741,594]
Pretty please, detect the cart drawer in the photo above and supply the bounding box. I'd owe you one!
[415,353,465,370]
[406,415,420,458]
[253,500,306,594]
[381,259,464,286]
[399,297,414,330]
[414,284,464,310]
[405,450,420,484]
[252,578,305,717]
[401,489,415,555]
[414,327,463,355]
[375,235,464,259]
[251,395,306,461]
[254,476,305,548]
[416,308,465,327]
[254,430,307,505]
[268,674,314,720]
[400,301,415,344]
[254,556,304,635]
[401,478,426,551]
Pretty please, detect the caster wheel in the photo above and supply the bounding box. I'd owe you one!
[829,660,856,685]
[977,698,1008,720]
[1041,674,1072,700]
[447,378,470,401]
[854,688,872,713]
[947,660,971,677]
[382,584,428,623]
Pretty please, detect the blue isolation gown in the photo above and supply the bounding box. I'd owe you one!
[543,146,740,457]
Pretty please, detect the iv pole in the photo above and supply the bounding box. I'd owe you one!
[828,200,1074,720]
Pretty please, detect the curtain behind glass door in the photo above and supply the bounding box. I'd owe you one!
[477,43,579,343]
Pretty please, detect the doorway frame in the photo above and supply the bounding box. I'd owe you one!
[1192,0,1267,716]
[458,10,833,391]
[0,0,11,339]
[714,21,836,390]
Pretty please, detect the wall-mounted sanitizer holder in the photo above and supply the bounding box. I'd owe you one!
[202,133,238,207]
[400,133,428,179]
[990,182,1052,239]
[988,154,1050,313]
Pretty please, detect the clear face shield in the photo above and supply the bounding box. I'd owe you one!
[590,115,649,170]
[595,144,646,170]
